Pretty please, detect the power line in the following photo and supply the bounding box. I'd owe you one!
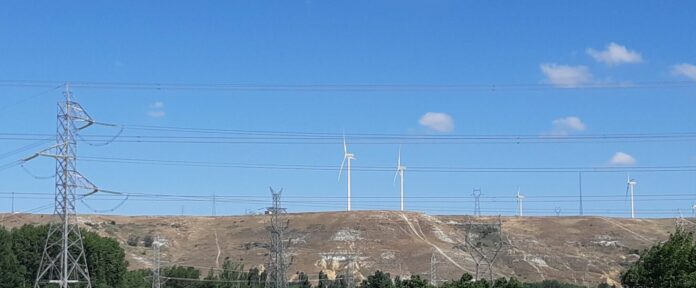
[0,84,62,114]
[1,79,695,92]
[7,132,696,144]
[76,155,696,173]
[3,190,695,200]
[0,202,55,224]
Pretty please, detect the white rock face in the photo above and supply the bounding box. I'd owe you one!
[332,228,363,241]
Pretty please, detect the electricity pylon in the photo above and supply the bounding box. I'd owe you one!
[152,235,162,288]
[429,252,439,286]
[345,253,356,288]
[33,84,97,288]
[472,188,482,216]
[266,188,288,288]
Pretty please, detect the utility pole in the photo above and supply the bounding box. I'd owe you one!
[578,172,583,216]
[472,188,482,217]
[152,235,161,288]
[429,252,438,286]
[34,84,94,288]
[457,216,505,285]
[335,251,357,288]
[266,188,288,288]
[212,193,216,217]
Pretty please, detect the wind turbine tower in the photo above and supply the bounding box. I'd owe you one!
[626,177,637,219]
[516,188,524,217]
[338,134,356,211]
[393,148,406,211]
[691,203,695,218]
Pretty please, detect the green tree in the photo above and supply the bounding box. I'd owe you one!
[218,257,247,288]
[163,265,203,288]
[248,267,266,288]
[523,279,585,288]
[621,227,696,287]
[394,276,403,288]
[439,273,482,288]
[122,269,152,288]
[360,270,393,288]
[331,275,348,288]
[318,271,330,288]
[8,224,129,288]
[84,230,128,288]
[10,224,49,285]
[0,227,25,288]
[400,275,431,288]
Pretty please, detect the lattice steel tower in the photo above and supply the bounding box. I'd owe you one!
[152,235,162,288]
[265,188,288,288]
[472,188,482,217]
[429,252,439,286]
[34,85,96,288]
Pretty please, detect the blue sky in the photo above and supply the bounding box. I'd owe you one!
[1,1,696,217]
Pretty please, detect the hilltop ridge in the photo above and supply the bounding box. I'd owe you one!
[1,211,689,287]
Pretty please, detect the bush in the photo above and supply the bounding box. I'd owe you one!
[143,235,154,248]
[127,235,140,247]
[621,227,696,287]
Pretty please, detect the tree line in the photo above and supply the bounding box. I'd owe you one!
[1,224,694,287]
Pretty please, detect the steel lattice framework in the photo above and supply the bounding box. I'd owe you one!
[34,85,96,288]
[265,188,289,288]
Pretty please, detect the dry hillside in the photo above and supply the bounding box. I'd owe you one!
[2,211,692,287]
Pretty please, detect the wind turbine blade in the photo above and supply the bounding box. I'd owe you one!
[343,133,347,154]
[338,157,346,182]
[393,169,399,185]
[397,149,401,168]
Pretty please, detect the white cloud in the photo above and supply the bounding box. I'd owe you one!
[419,112,454,132]
[550,116,586,135]
[609,152,636,166]
[540,63,593,87]
[147,101,165,118]
[586,43,643,65]
[671,63,696,81]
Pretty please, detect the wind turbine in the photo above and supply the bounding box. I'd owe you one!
[338,134,356,211]
[393,148,406,211]
[691,203,695,218]
[516,188,524,217]
[626,176,637,219]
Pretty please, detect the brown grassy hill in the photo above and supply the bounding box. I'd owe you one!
[2,211,691,287]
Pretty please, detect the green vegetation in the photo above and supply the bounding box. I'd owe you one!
[361,270,592,288]
[2,224,128,288]
[4,224,695,287]
[0,227,25,288]
[621,226,696,287]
